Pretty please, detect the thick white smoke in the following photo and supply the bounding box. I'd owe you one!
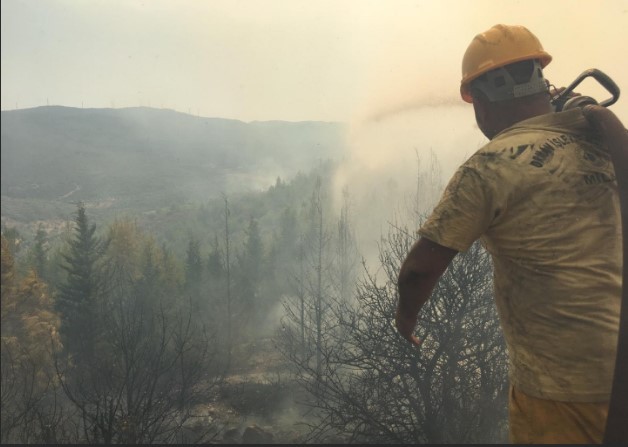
[333,99,486,268]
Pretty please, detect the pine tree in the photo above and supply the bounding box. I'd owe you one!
[31,224,49,281]
[267,207,299,299]
[239,218,263,297]
[207,235,223,280]
[56,203,106,361]
[54,224,222,444]
[185,238,202,290]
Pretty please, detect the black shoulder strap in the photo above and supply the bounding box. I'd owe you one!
[604,129,628,444]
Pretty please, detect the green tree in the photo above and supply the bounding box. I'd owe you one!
[134,238,182,314]
[56,223,222,444]
[206,235,223,280]
[31,224,49,281]
[56,203,107,361]
[184,238,203,311]
[185,239,202,287]
[270,207,299,285]
[235,217,264,325]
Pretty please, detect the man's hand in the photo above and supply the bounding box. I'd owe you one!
[395,308,421,347]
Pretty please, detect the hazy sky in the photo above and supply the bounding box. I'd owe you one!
[2,0,627,123]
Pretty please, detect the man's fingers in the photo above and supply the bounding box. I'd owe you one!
[549,85,581,98]
[398,330,422,347]
[394,316,423,347]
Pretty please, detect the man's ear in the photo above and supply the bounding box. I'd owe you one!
[473,98,492,138]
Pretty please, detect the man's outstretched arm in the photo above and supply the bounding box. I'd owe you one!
[396,237,458,346]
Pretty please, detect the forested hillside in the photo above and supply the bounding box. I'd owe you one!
[1,107,508,444]
[1,106,346,220]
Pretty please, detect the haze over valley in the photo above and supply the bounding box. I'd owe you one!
[1,106,345,217]
[2,0,626,443]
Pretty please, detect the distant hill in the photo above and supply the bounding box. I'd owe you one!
[1,106,347,222]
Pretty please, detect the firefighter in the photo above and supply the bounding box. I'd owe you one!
[396,24,624,443]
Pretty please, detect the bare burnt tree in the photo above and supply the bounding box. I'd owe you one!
[281,177,336,378]
[1,341,44,442]
[54,284,222,443]
[285,235,308,358]
[1,340,82,444]
[52,221,224,444]
[332,186,359,303]
[223,194,233,368]
[278,220,508,443]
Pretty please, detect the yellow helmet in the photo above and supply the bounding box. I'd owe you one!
[460,24,552,103]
